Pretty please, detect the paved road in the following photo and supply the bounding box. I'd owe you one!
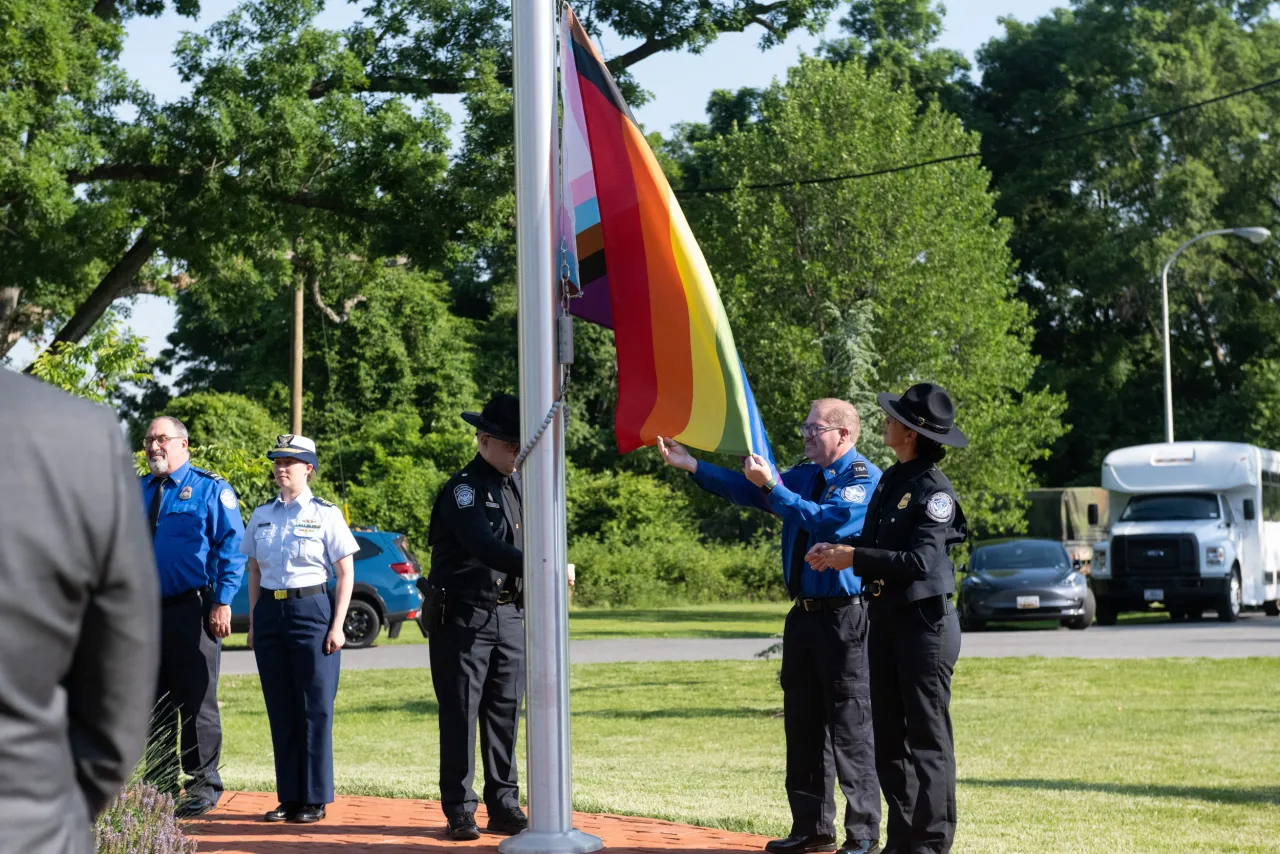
[219,614,1280,675]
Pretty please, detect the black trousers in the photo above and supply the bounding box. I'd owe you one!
[146,590,223,803]
[253,591,341,805]
[429,601,525,819]
[780,601,879,840]
[867,595,961,854]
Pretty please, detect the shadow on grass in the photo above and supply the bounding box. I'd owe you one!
[570,608,786,625]
[963,777,1280,806]
[341,698,440,715]
[575,706,776,720]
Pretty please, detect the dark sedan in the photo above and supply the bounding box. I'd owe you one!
[958,539,1096,631]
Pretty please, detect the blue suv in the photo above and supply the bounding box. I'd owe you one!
[229,528,424,649]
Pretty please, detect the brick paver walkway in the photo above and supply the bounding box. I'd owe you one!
[184,792,770,853]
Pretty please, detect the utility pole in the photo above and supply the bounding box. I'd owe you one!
[291,277,304,435]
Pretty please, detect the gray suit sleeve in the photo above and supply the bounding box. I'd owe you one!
[64,414,161,816]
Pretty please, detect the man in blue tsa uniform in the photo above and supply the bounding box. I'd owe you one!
[139,415,246,818]
[426,394,529,841]
[660,398,883,854]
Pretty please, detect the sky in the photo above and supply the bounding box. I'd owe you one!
[6,0,1063,372]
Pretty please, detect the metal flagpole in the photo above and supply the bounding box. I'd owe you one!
[502,1,601,852]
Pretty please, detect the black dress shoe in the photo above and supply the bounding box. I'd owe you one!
[486,805,529,835]
[175,798,217,819]
[765,834,838,854]
[447,811,482,841]
[837,841,881,854]
[293,804,326,823]
[264,802,300,822]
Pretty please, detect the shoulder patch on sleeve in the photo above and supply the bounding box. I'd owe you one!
[840,484,868,504]
[850,461,870,480]
[219,489,238,510]
[925,492,954,523]
[454,484,476,508]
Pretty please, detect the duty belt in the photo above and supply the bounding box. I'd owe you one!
[795,595,862,612]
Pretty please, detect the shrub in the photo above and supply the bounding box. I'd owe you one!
[94,786,197,854]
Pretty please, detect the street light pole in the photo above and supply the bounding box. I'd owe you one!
[1159,226,1271,443]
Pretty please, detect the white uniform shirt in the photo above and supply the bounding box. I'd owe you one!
[239,488,358,590]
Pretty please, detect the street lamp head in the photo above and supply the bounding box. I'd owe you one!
[1232,226,1271,244]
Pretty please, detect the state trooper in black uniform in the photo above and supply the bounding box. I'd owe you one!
[426,394,529,841]
[807,383,968,854]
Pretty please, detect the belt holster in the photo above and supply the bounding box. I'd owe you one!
[418,579,447,636]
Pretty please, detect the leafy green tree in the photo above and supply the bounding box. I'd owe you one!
[667,57,1066,535]
[160,391,279,449]
[967,0,1280,482]
[25,315,151,403]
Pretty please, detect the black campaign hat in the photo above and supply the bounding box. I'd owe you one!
[461,393,521,444]
[877,382,968,448]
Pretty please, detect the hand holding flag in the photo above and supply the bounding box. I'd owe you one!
[743,454,773,487]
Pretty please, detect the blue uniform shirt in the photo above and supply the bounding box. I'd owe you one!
[141,461,247,605]
[691,446,882,597]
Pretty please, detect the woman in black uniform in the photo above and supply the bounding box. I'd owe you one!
[806,382,968,854]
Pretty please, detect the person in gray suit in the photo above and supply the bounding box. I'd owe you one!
[0,370,161,854]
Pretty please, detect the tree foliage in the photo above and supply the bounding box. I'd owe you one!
[966,0,1280,483]
[667,58,1066,535]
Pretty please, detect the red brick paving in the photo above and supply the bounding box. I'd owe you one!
[184,792,770,853]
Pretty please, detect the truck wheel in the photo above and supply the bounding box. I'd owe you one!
[1217,569,1242,623]
[1265,601,1280,617]
[343,598,383,648]
[1096,599,1118,626]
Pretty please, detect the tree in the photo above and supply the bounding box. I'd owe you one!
[667,57,1066,535]
[2,0,841,368]
[967,0,1280,483]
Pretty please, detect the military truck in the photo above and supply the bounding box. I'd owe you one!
[1024,487,1109,574]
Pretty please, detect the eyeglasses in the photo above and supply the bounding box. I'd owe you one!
[142,435,179,448]
[796,424,843,440]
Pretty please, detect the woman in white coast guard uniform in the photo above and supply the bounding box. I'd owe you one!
[240,434,358,824]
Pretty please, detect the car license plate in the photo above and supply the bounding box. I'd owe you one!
[1016,595,1040,609]
[1144,588,1164,602]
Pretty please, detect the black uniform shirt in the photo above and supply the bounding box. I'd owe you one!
[427,454,524,607]
[842,458,968,604]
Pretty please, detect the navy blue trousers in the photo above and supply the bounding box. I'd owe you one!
[253,592,341,805]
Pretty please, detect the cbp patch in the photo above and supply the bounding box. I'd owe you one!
[454,484,476,508]
[841,485,867,504]
[219,489,237,510]
[925,492,954,523]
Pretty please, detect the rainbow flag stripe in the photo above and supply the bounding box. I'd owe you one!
[559,6,772,459]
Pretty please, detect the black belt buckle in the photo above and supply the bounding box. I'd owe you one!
[868,580,884,598]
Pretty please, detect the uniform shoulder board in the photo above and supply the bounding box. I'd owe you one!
[190,466,224,482]
[850,461,870,480]
[313,497,336,508]
[255,499,273,508]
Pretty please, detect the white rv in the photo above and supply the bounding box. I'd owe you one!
[1091,442,1280,624]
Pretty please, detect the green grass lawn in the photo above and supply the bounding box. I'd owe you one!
[218,658,1280,853]
[219,600,1172,651]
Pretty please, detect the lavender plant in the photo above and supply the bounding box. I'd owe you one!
[94,699,198,853]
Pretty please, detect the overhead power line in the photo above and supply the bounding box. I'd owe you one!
[674,75,1280,195]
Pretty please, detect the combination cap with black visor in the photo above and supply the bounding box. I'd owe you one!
[266,434,320,470]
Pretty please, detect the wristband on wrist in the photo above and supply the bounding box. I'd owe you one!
[763,474,778,492]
